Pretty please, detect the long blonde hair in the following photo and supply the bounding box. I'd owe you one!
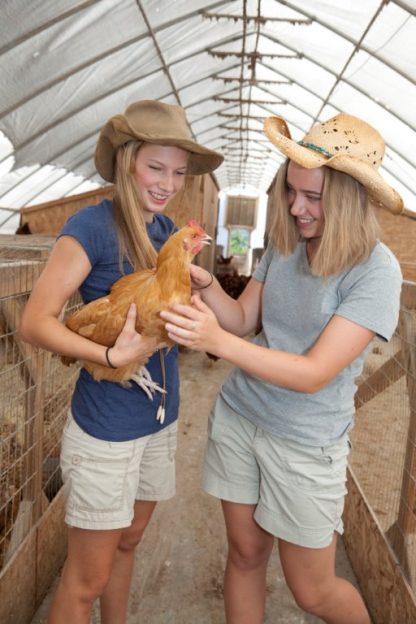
[268,159,380,276]
[112,140,158,271]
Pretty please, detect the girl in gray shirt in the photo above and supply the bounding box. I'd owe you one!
[161,112,402,624]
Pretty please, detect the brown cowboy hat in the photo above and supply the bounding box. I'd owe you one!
[95,100,224,182]
[264,113,403,215]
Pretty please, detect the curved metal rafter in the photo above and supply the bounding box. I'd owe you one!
[277,0,415,83]
[309,1,401,123]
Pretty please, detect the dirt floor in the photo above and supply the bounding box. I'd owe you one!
[30,349,361,624]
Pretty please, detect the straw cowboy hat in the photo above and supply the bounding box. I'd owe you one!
[264,113,403,214]
[95,100,224,182]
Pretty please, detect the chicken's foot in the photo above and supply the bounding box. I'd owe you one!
[129,366,166,400]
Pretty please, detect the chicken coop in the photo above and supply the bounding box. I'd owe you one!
[1,1,416,622]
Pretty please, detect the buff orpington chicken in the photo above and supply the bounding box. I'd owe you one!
[62,220,211,419]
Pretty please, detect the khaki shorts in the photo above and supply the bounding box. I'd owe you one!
[61,413,177,530]
[202,395,350,549]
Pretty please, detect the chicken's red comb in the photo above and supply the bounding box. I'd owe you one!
[186,219,205,233]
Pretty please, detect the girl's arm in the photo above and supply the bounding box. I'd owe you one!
[160,295,375,394]
[20,236,159,367]
[190,264,263,337]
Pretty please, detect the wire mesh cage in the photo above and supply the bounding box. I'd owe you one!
[0,239,81,572]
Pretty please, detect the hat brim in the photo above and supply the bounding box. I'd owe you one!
[264,117,403,215]
[95,115,223,182]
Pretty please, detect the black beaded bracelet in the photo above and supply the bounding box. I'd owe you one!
[193,272,214,290]
[105,346,117,369]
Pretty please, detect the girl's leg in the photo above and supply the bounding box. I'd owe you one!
[47,526,123,624]
[221,500,274,624]
[279,534,370,624]
[100,500,157,624]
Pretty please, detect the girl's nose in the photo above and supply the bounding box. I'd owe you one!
[159,172,175,192]
[289,194,304,216]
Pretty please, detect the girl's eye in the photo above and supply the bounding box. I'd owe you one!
[149,165,161,171]
[306,195,320,202]
[176,171,186,176]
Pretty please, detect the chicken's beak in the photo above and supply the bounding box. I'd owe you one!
[199,233,212,246]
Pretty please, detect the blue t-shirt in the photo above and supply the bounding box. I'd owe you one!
[59,199,179,441]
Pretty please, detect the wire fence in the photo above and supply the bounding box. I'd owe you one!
[351,280,416,591]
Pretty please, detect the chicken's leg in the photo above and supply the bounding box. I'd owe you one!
[129,367,166,400]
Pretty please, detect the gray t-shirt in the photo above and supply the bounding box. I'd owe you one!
[221,241,402,446]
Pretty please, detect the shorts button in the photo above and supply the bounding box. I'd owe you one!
[72,455,81,465]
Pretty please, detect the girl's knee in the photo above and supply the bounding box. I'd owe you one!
[228,540,272,572]
[61,566,111,604]
[118,525,145,552]
[119,501,155,551]
[289,581,332,616]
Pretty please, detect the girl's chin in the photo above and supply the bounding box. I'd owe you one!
[297,227,315,237]
[297,223,323,237]
[143,203,166,215]
[298,230,323,245]
[148,198,168,208]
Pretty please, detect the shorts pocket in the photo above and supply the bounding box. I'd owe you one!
[65,454,130,513]
[284,439,349,490]
[285,455,331,489]
[208,395,252,443]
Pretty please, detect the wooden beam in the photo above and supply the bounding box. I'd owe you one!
[355,350,405,409]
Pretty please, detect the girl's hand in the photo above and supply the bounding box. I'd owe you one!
[108,303,166,367]
[189,264,213,291]
[160,294,225,354]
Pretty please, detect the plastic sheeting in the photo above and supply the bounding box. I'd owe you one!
[0,0,415,232]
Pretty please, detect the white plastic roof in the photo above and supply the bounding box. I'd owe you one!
[0,0,415,232]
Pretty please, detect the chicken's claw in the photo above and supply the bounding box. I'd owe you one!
[129,366,166,400]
